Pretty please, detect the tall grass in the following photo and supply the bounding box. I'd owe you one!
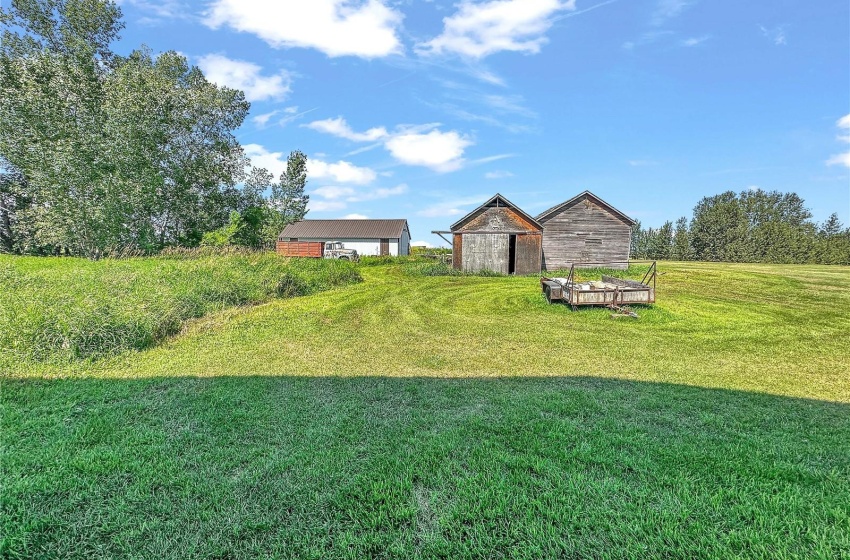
[400,259,652,280]
[0,253,361,363]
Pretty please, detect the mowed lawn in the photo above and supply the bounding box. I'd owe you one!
[3,260,849,559]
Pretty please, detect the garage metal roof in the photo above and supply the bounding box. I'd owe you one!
[279,219,409,240]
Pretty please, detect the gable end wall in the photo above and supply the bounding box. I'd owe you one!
[540,200,631,270]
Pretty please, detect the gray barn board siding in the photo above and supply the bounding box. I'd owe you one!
[462,233,510,274]
[539,198,632,270]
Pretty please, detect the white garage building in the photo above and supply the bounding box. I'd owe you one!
[279,219,411,256]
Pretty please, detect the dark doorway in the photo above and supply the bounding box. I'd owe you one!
[508,235,517,274]
[380,238,390,256]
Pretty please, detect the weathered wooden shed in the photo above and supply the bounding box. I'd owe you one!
[442,194,543,275]
[536,191,635,270]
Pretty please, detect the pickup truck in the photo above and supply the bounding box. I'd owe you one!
[276,240,359,261]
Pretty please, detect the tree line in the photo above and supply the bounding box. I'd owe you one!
[0,0,308,257]
[630,190,850,265]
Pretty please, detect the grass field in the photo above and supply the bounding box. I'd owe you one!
[2,259,849,558]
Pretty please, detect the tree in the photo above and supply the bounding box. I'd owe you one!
[816,213,850,265]
[690,191,749,262]
[647,221,673,260]
[264,150,309,244]
[630,220,646,259]
[1,0,124,256]
[102,48,249,248]
[672,217,692,261]
[1,1,251,256]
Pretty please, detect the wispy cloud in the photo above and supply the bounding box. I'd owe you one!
[304,117,388,142]
[416,0,576,59]
[485,170,514,179]
[622,30,674,50]
[416,195,489,218]
[682,35,710,47]
[252,110,280,128]
[827,114,850,168]
[651,0,694,26]
[759,24,787,46]
[310,184,409,213]
[118,0,191,24]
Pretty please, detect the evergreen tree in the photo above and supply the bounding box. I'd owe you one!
[672,217,692,261]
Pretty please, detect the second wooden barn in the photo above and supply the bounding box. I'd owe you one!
[443,194,543,275]
[536,191,636,270]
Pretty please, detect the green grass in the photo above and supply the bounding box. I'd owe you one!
[2,260,849,558]
[0,253,361,363]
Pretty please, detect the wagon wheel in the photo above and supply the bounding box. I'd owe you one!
[544,285,554,304]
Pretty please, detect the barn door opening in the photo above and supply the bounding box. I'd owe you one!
[508,235,517,274]
[380,238,390,256]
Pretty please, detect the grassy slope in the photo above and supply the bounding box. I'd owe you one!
[3,261,849,558]
[0,253,361,363]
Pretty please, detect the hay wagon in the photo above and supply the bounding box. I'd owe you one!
[541,261,656,312]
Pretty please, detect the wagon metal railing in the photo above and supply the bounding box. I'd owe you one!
[540,261,657,311]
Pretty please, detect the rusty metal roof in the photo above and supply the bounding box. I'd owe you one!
[279,219,409,240]
[535,191,636,226]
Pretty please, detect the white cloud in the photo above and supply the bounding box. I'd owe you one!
[411,240,434,248]
[118,0,189,23]
[682,35,710,47]
[284,106,299,114]
[385,128,472,172]
[759,25,787,46]
[245,145,377,184]
[826,153,850,168]
[310,199,347,212]
[312,186,356,200]
[652,0,693,25]
[837,113,850,143]
[343,213,369,219]
[306,117,474,173]
[204,0,404,58]
[416,195,486,218]
[485,170,514,179]
[310,183,408,213]
[252,110,280,128]
[827,114,850,168]
[198,54,291,102]
[416,0,575,59]
[304,117,389,141]
[364,184,409,200]
[307,159,377,185]
[244,143,288,177]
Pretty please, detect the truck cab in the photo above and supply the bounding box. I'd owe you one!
[323,241,359,261]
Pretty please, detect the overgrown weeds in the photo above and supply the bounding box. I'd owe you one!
[0,254,361,363]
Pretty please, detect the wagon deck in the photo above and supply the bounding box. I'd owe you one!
[541,261,656,311]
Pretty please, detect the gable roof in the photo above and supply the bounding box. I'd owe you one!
[279,219,409,240]
[450,193,544,232]
[535,191,636,226]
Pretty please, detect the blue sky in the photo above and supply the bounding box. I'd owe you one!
[115,0,849,245]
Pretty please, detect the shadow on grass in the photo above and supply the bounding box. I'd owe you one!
[3,376,848,559]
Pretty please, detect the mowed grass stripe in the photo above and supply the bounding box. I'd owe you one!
[2,260,849,558]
